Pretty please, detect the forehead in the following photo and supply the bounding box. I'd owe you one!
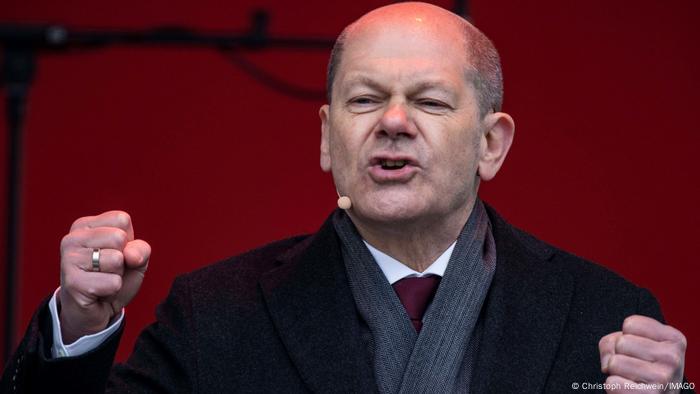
[346,16,465,60]
[338,17,470,90]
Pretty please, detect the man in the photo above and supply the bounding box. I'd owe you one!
[1,2,690,393]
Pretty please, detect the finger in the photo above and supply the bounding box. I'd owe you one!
[607,353,675,385]
[622,315,684,343]
[64,272,123,302]
[63,248,124,276]
[615,333,681,365]
[70,211,134,241]
[600,331,622,373]
[62,227,129,251]
[94,249,124,275]
[123,239,151,271]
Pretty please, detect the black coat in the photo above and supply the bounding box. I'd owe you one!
[2,206,684,393]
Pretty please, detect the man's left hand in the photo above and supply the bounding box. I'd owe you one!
[599,315,687,393]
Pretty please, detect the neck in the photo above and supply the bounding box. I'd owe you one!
[349,199,476,272]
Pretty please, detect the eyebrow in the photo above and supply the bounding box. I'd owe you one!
[342,75,458,98]
[342,75,386,92]
[408,81,457,98]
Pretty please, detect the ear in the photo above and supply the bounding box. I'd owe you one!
[319,104,332,172]
[477,112,515,181]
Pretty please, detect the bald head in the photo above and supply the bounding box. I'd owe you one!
[326,2,503,117]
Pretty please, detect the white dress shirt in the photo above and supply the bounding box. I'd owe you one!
[363,240,454,285]
[49,240,456,358]
[48,288,124,358]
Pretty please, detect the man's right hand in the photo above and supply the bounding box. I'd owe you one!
[58,211,151,344]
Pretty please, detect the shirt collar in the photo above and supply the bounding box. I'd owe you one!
[363,240,456,285]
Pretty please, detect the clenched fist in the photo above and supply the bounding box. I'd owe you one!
[58,211,151,344]
[599,315,687,393]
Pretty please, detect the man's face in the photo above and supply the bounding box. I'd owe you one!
[320,17,485,225]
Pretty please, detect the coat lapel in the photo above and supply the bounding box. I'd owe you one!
[471,207,575,393]
[260,205,573,393]
[259,217,377,393]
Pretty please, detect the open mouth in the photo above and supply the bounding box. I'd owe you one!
[369,156,418,182]
[380,159,407,170]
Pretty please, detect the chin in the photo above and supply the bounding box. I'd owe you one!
[353,190,428,224]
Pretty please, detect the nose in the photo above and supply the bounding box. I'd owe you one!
[377,102,416,140]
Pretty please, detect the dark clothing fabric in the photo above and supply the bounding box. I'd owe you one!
[333,200,495,394]
[1,204,691,393]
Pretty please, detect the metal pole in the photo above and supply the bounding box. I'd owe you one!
[2,45,34,363]
[454,0,470,19]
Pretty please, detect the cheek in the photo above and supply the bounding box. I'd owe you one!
[329,132,354,170]
[329,116,374,168]
[327,125,362,188]
[434,132,480,179]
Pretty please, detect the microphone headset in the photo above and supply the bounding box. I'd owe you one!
[336,191,352,210]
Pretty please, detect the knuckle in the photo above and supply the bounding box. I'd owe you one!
[607,355,618,371]
[667,352,682,368]
[85,285,98,297]
[60,233,71,245]
[614,336,626,353]
[114,211,131,228]
[677,333,688,351]
[112,229,128,248]
[599,332,615,348]
[112,250,125,267]
[100,251,112,267]
[622,315,638,331]
[60,233,75,252]
[70,216,88,231]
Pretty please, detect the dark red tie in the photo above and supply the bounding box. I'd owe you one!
[392,276,442,332]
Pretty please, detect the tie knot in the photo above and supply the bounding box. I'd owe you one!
[392,276,441,331]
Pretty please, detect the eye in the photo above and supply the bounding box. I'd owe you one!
[346,96,382,113]
[349,96,378,105]
[416,99,452,115]
[417,99,450,109]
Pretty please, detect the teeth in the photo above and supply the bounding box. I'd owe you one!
[380,159,406,168]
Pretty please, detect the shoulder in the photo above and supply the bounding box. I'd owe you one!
[485,202,650,303]
[170,234,313,300]
[519,224,638,291]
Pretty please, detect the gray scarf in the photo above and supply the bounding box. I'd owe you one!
[333,200,496,393]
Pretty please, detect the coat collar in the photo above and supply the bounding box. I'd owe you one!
[260,206,573,393]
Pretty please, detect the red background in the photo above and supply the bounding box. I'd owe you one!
[2,0,698,381]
